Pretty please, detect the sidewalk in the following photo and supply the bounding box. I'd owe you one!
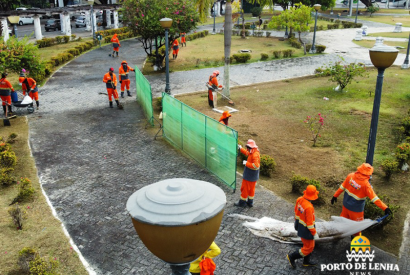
[30,27,409,275]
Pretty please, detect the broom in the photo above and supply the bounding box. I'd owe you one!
[206,84,235,106]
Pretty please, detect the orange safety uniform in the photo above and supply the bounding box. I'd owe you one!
[239,146,260,201]
[118,61,135,92]
[0,77,14,107]
[19,77,39,101]
[333,165,388,236]
[111,34,120,53]
[208,74,218,108]
[180,32,186,45]
[294,196,317,257]
[172,39,179,56]
[219,111,231,126]
[189,242,220,274]
[103,72,119,102]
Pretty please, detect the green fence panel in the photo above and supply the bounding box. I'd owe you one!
[162,93,237,190]
[135,66,154,126]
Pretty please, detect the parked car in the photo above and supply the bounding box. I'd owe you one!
[16,7,28,11]
[76,16,86,28]
[45,19,61,32]
[18,16,34,25]
[390,0,408,6]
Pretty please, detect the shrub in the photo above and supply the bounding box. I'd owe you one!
[10,177,35,205]
[400,116,410,137]
[8,203,27,230]
[364,195,399,229]
[316,59,367,91]
[282,49,294,58]
[71,34,76,40]
[395,142,410,166]
[250,7,263,17]
[367,5,380,17]
[306,44,312,52]
[381,159,399,180]
[7,133,18,144]
[29,255,59,275]
[0,150,17,167]
[232,53,251,63]
[260,154,276,177]
[304,113,325,147]
[18,247,38,273]
[0,142,11,152]
[55,36,63,43]
[63,35,70,43]
[290,174,324,204]
[260,53,269,60]
[327,24,334,30]
[155,97,162,111]
[316,45,326,53]
[266,32,271,37]
[0,168,17,186]
[273,50,282,58]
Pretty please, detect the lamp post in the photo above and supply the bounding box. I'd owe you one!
[366,38,398,165]
[126,178,226,275]
[355,0,359,24]
[88,0,95,40]
[212,0,216,34]
[160,18,173,95]
[401,11,410,69]
[309,4,321,54]
[8,16,20,38]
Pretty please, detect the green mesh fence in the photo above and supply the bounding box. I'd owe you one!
[135,66,154,126]
[162,93,238,190]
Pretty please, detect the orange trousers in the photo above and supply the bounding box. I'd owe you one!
[240,179,256,200]
[173,49,179,55]
[340,206,364,236]
[121,79,130,91]
[1,95,11,106]
[181,37,186,43]
[299,238,315,257]
[26,91,39,101]
[113,47,119,52]
[106,88,119,102]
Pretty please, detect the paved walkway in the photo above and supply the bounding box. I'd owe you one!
[28,22,409,275]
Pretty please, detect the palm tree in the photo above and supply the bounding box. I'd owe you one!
[196,0,232,98]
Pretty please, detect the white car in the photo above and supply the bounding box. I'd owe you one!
[18,16,34,25]
[390,0,408,6]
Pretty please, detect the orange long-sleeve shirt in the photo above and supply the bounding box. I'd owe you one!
[0,78,14,93]
[295,196,316,239]
[103,72,117,88]
[240,147,260,170]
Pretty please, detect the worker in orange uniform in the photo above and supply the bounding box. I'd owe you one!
[235,139,260,207]
[189,241,220,275]
[331,163,392,236]
[118,60,135,98]
[0,72,14,117]
[219,110,231,126]
[19,71,40,110]
[180,32,186,47]
[287,185,319,269]
[208,70,221,108]
[172,38,179,59]
[102,68,122,109]
[111,33,120,58]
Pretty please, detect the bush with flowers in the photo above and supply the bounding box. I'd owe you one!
[121,0,199,68]
[304,113,325,147]
[395,142,410,167]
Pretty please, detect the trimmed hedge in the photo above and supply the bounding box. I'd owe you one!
[232,53,251,63]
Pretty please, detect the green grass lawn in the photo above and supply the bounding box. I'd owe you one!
[353,39,408,53]
[143,34,311,74]
[362,14,410,26]
[320,8,410,15]
[367,31,410,38]
[175,66,410,255]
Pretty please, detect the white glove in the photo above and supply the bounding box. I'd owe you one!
[243,160,247,166]
[238,144,242,150]
[313,233,319,240]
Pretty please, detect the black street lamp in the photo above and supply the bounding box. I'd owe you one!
[8,16,20,38]
[160,18,173,95]
[309,4,321,54]
[366,38,398,165]
[212,1,216,34]
[355,0,359,24]
[402,11,410,69]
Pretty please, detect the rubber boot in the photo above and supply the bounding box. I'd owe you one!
[247,199,254,207]
[116,52,118,57]
[302,254,317,267]
[121,92,124,98]
[115,100,123,109]
[2,105,6,116]
[127,90,131,97]
[287,251,302,269]
[234,199,247,207]
[8,105,12,115]
[112,51,115,57]
[36,101,39,110]
[109,101,113,108]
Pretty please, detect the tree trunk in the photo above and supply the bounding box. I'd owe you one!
[224,1,232,98]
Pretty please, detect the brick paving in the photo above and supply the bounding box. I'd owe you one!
[28,30,408,275]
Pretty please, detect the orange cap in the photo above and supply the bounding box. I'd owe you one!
[220,111,231,120]
[121,60,127,64]
[357,163,373,176]
[303,185,319,201]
